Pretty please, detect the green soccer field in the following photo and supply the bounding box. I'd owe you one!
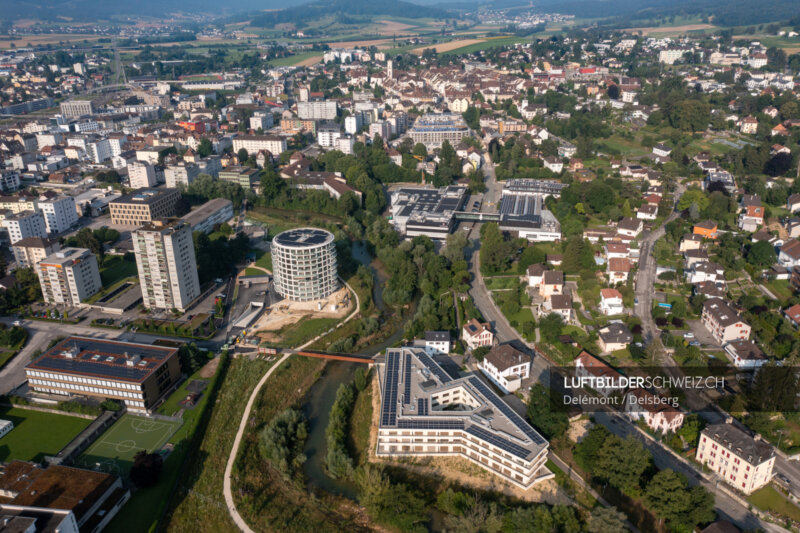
[76,414,181,476]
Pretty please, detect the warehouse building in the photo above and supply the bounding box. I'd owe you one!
[179,198,234,234]
[389,186,467,239]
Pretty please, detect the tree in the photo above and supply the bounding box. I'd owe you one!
[677,188,709,212]
[746,240,776,267]
[539,313,564,342]
[412,143,427,159]
[587,506,626,533]
[130,451,163,488]
[645,470,715,530]
[259,408,308,479]
[527,383,568,439]
[595,434,651,493]
[574,425,611,472]
[237,148,249,162]
[607,84,620,100]
[197,138,213,157]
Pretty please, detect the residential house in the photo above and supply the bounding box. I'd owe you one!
[462,318,494,350]
[422,331,451,355]
[738,205,764,232]
[527,264,547,288]
[599,288,624,316]
[543,156,563,173]
[540,270,564,298]
[701,298,751,344]
[686,262,726,284]
[625,388,684,433]
[788,194,800,213]
[724,339,767,370]
[607,258,632,283]
[574,351,623,397]
[652,143,672,158]
[617,217,643,238]
[598,322,633,353]
[693,220,718,239]
[684,249,710,268]
[740,116,758,134]
[636,204,658,220]
[605,242,630,261]
[542,293,573,323]
[679,233,704,252]
[696,422,775,495]
[778,239,800,268]
[784,304,800,327]
[479,344,530,394]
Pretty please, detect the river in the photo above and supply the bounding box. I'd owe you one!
[302,241,407,499]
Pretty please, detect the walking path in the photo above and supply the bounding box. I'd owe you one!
[222,279,361,533]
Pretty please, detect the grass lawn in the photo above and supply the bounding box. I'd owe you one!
[748,485,800,522]
[268,317,341,348]
[485,277,519,289]
[255,251,272,271]
[597,136,651,157]
[504,307,535,326]
[99,255,138,287]
[244,267,264,276]
[763,279,793,302]
[269,52,322,67]
[0,406,92,463]
[76,414,182,477]
[0,350,17,370]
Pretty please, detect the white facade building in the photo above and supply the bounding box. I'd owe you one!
[479,344,530,393]
[272,228,338,302]
[1,210,47,244]
[696,423,775,495]
[38,195,79,234]
[133,219,201,312]
[128,161,158,189]
[35,247,102,306]
[297,100,337,120]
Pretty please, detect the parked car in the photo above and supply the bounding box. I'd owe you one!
[683,332,695,339]
[689,341,701,347]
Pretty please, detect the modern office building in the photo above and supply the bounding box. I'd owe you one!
[497,180,565,242]
[127,161,158,189]
[132,219,200,312]
[272,227,338,302]
[408,113,471,148]
[389,186,467,239]
[231,134,287,156]
[696,422,775,495]
[109,188,180,226]
[218,166,260,189]
[35,248,102,306]
[376,347,551,489]
[37,195,78,234]
[11,236,60,268]
[25,336,181,411]
[59,99,95,118]
[180,198,234,234]
[297,100,337,120]
[1,210,47,244]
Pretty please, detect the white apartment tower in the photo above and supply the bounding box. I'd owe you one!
[128,161,158,189]
[272,228,338,302]
[38,195,79,234]
[36,247,102,306]
[133,219,201,312]
[1,210,47,244]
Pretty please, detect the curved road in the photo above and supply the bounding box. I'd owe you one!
[222,279,360,533]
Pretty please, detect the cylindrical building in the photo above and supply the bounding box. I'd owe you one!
[271,228,338,302]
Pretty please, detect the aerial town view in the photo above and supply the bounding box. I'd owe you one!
[1,0,800,531]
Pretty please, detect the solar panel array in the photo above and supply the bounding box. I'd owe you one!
[417,398,429,416]
[417,352,452,384]
[467,425,531,460]
[469,377,547,446]
[398,419,464,430]
[403,352,412,403]
[381,351,401,426]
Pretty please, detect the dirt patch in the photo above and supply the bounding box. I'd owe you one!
[198,356,220,379]
[326,38,395,49]
[623,24,715,36]
[295,55,323,67]
[410,39,486,55]
[375,20,415,35]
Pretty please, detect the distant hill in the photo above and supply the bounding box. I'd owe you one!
[250,0,452,28]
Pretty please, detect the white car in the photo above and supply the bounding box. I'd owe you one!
[683,332,695,339]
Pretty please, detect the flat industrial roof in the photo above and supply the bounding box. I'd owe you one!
[27,336,178,383]
[273,227,333,248]
[111,187,178,205]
